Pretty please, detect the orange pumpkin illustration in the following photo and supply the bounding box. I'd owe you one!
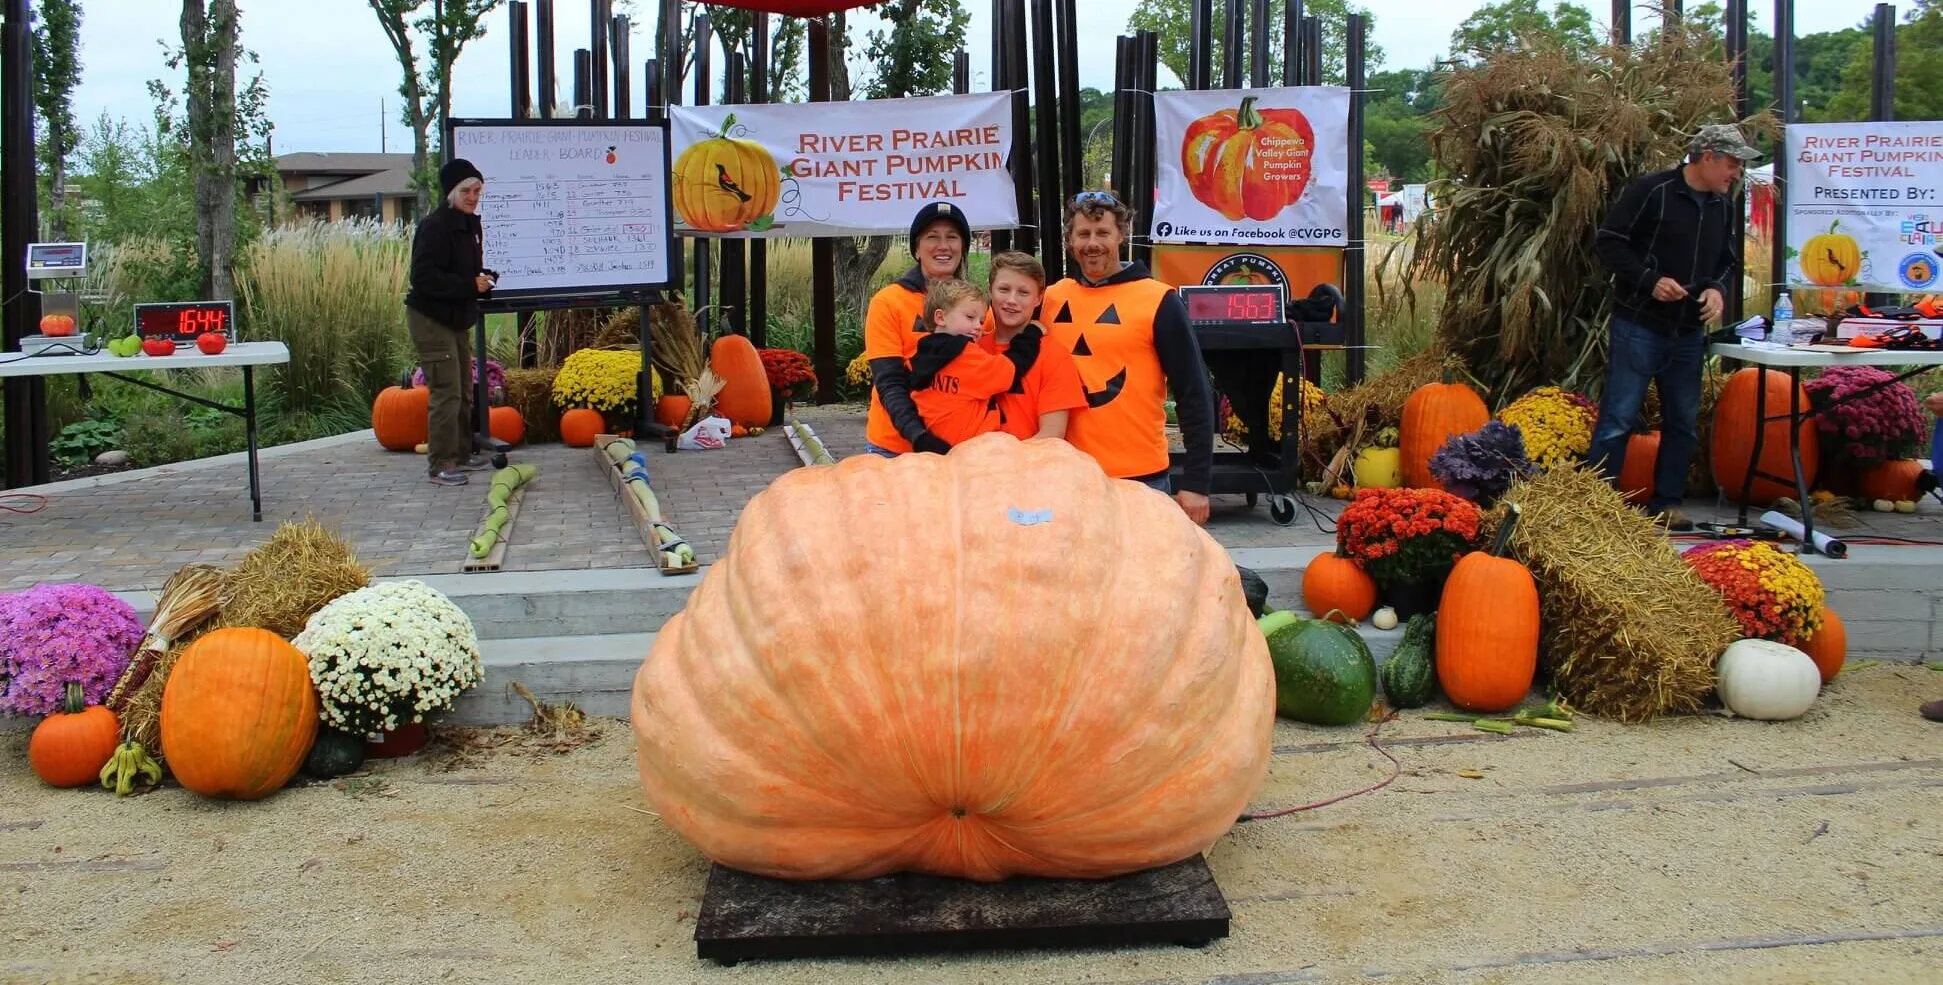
[674,113,780,233]
[1800,222,1861,287]
[1181,95,1315,222]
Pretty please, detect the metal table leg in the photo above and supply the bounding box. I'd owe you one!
[1739,366,1766,527]
[1788,367,1815,553]
[245,365,262,522]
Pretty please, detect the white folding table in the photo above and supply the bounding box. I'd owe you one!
[1708,342,1943,554]
[0,342,292,521]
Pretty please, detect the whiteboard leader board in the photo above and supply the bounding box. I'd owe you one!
[444,118,681,302]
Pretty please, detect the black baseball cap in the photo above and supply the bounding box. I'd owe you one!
[908,201,972,256]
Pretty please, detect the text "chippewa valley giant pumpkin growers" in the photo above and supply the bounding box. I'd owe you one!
[791,125,1007,202]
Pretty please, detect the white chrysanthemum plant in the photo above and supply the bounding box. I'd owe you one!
[293,579,484,739]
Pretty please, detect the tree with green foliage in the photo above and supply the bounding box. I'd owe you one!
[1363,67,1438,184]
[32,0,82,241]
[708,10,807,102]
[1826,1,1943,123]
[173,1,242,301]
[367,0,504,215]
[1127,0,1385,88]
[1448,0,1598,61]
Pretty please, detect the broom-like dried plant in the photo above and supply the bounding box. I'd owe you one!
[105,564,225,714]
[646,302,708,397]
[1396,26,1771,405]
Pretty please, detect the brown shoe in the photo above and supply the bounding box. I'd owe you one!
[1921,699,1943,722]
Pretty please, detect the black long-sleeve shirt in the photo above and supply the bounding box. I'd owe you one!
[1593,166,1739,333]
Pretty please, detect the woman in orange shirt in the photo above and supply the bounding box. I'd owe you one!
[860,202,975,457]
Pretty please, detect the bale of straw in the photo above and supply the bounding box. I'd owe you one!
[505,368,561,444]
[592,307,640,349]
[219,517,372,639]
[1502,464,1740,721]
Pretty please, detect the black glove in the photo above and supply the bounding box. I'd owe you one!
[912,431,952,455]
[1002,330,1041,394]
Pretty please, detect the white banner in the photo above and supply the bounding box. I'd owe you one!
[1785,120,1943,292]
[1151,86,1351,247]
[668,91,1017,238]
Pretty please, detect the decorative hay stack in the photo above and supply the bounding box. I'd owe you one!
[504,367,561,444]
[219,517,372,639]
[1501,465,1740,721]
[1305,351,1449,481]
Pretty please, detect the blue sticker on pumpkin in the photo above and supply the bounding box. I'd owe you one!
[1007,508,1054,526]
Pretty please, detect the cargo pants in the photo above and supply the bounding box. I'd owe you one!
[407,309,475,474]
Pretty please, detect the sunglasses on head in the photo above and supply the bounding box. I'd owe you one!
[1070,191,1120,207]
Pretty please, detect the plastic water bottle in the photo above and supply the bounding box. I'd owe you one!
[1771,292,1794,344]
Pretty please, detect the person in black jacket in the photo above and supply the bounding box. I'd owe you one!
[1586,124,1759,531]
[405,159,496,486]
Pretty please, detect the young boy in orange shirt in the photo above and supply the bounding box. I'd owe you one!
[908,278,1032,449]
[986,251,1086,440]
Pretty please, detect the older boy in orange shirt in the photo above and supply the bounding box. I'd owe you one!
[986,251,1086,440]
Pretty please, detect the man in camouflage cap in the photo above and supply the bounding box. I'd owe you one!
[1586,122,1760,532]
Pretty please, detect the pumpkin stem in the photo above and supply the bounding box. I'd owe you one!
[1236,95,1264,130]
[719,112,739,138]
[1489,503,1521,557]
[62,680,85,715]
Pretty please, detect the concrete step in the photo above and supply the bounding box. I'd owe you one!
[447,631,658,725]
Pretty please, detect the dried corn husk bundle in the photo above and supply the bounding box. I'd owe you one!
[1501,464,1740,722]
[105,564,225,714]
[219,517,372,639]
[1302,351,1449,479]
[505,367,561,444]
[1398,25,1771,405]
[646,302,707,398]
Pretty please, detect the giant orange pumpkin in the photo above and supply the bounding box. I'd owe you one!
[709,334,773,428]
[371,384,431,452]
[559,407,604,447]
[632,433,1276,882]
[1858,459,1924,502]
[1802,606,1846,684]
[160,627,319,801]
[1181,95,1316,222]
[1303,551,1377,623]
[1400,381,1490,489]
[1618,432,1661,505]
[673,116,781,233]
[1436,506,1538,713]
[1710,368,1820,505]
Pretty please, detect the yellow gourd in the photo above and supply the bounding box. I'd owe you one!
[1353,446,1401,489]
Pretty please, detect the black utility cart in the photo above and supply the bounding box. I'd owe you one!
[1176,282,1344,526]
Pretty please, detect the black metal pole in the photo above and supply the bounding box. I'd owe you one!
[510,1,532,118]
[2,0,46,488]
[1250,0,1270,87]
[750,12,769,346]
[1004,0,1036,255]
[1132,29,1159,270]
[645,57,662,123]
[591,0,610,118]
[1282,0,1299,85]
[1189,0,1213,89]
[692,11,711,335]
[1771,0,1793,313]
[1301,16,1321,86]
[954,49,970,94]
[573,48,593,116]
[1112,36,1133,202]
[612,15,631,118]
[1345,13,1367,385]
[1221,0,1243,88]
[1863,2,1896,309]
[1055,0,1082,204]
[538,0,556,115]
[991,0,1013,253]
[1725,0,1748,324]
[1031,0,1064,281]
[809,16,838,402]
[720,50,746,338]
[1612,0,1632,45]
[660,0,681,120]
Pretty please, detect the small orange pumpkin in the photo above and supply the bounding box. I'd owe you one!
[655,394,694,429]
[159,627,319,801]
[710,334,773,428]
[1180,95,1316,221]
[559,407,604,447]
[1401,381,1490,490]
[372,384,431,452]
[1802,606,1846,684]
[1436,504,1538,713]
[1710,368,1819,505]
[489,405,526,446]
[1857,459,1924,502]
[28,682,121,788]
[1302,551,1377,623]
[1618,432,1660,505]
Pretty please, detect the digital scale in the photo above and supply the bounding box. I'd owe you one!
[1176,283,1291,348]
[18,242,92,357]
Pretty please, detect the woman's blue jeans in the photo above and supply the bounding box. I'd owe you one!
[1585,316,1706,512]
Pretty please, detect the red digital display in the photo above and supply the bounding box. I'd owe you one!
[1184,288,1281,324]
[134,301,234,343]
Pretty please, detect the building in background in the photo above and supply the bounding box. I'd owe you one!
[255,153,419,224]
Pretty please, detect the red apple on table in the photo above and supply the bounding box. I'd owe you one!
[195,332,227,355]
[141,337,176,357]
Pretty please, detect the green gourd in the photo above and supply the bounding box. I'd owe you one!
[1382,614,1438,709]
[303,728,367,779]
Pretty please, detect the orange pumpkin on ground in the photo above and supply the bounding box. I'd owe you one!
[1436,505,1538,713]
[654,394,693,429]
[1400,381,1490,489]
[1618,432,1661,505]
[1302,551,1377,623]
[673,116,781,233]
[1710,368,1820,506]
[1180,95,1317,222]
[1858,459,1924,502]
[632,433,1276,882]
[160,628,319,801]
[28,682,121,788]
[489,405,526,446]
[559,407,604,447]
[709,334,773,429]
[1802,606,1846,684]
[371,384,431,452]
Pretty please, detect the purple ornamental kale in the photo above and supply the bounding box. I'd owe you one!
[1428,421,1537,507]
[0,583,143,716]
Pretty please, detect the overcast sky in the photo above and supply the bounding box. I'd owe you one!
[69,0,1892,156]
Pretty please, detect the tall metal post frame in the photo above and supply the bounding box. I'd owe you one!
[2,0,47,488]
[1769,0,1793,308]
[1724,0,1747,323]
[1343,14,1368,385]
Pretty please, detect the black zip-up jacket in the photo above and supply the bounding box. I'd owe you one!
[405,205,489,331]
[1593,166,1739,334]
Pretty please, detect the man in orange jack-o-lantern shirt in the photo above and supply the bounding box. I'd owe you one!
[1040,191,1216,524]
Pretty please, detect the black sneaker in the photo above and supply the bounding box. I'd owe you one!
[458,453,491,471]
[1649,507,1694,532]
[429,469,469,486]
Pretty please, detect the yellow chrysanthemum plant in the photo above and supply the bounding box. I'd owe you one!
[551,349,662,416]
[1496,386,1597,470]
[1220,375,1326,447]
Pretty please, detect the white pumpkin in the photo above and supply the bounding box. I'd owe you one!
[1370,606,1399,631]
[1716,638,1821,721]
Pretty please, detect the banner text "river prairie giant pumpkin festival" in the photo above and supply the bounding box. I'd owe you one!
[790,125,1007,202]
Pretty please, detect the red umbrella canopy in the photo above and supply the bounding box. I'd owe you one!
[696,0,891,14]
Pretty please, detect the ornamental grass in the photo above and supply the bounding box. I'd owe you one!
[1394,25,1767,405]
[1501,464,1740,722]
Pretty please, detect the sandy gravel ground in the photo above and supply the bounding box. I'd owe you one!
[3,664,1941,985]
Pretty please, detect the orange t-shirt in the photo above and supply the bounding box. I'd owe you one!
[862,267,995,453]
[994,324,1086,440]
[1040,274,1177,479]
[910,335,1015,447]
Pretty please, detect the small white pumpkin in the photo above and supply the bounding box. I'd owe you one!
[1370,606,1399,631]
[1716,638,1821,721]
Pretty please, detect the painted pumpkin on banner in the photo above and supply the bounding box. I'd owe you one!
[1800,223,1861,287]
[674,113,780,233]
[1181,95,1315,222]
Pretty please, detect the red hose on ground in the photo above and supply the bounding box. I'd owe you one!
[1238,711,1403,822]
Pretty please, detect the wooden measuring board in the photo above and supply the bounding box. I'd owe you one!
[461,485,526,573]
